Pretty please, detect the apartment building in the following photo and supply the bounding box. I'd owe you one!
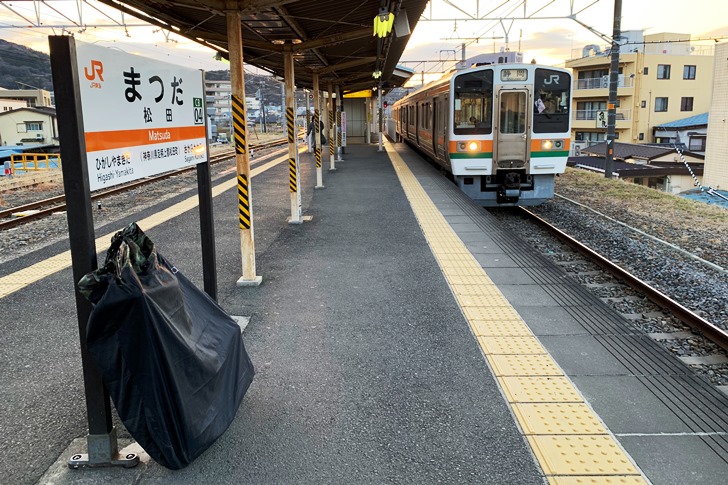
[566,32,714,151]
[703,42,728,190]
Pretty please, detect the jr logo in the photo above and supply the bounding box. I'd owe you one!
[84,60,104,81]
[543,74,560,85]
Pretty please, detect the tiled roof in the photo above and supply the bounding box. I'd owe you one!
[581,142,674,160]
[654,112,709,128]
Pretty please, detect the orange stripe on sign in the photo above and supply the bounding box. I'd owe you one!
[85,126,206,152]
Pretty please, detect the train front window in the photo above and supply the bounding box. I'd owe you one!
[453,70,493,135]
[533,68,571,134]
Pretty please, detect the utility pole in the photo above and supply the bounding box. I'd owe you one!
[604,0,622,179]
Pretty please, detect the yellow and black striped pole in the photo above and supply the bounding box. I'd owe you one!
[313,73,324,189]
[328,82,336,171]
[227,12,261,286]
[284,49,302,223]
[286,105,297,195]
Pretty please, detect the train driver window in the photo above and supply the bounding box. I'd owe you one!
[453,70,494,135]
[533,68,571,134]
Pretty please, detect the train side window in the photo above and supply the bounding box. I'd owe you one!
[453,70,494,135]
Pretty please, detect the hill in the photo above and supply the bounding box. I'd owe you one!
[0,39,53,91]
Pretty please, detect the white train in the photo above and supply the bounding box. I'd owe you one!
[393,63,572,206]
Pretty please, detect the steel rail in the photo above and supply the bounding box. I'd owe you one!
[0,137,296,230]
[519,207,728,351]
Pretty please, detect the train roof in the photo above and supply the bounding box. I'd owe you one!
[393,62,570,106]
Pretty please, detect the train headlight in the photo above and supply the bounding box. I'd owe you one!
[457,141,480,152]
[541,139,564,150]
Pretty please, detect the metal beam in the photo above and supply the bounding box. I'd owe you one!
[292,27,371,52]
[315,57,377,75]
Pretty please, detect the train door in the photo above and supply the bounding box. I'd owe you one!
[415,102,420,145]
[494,88,530,166]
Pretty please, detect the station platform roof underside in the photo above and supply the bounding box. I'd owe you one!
[97,0,428,93]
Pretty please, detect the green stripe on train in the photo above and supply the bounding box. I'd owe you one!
[449,152,493,159]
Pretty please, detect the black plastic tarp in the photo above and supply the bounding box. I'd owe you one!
[78,223,254,469]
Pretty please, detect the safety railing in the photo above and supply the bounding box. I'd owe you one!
[9,153,62,173]
[574,109,631,121]
[575,77,633,90]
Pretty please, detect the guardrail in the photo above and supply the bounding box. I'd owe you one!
[9,153,62,174]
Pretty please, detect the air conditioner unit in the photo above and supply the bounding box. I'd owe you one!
[572,141,587,156]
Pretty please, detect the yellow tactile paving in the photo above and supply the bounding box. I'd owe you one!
[385,141,645,483]
[548,476,648,485]
[444,274,495,286]
[527,436,641,476]
[512,403,608,435]
[471,320,534,337]
[498,376,584,403]
[0,154,291,300]
[462,305,522,321]
[478,336,548,355]
[486,354,564,377]
[456,293,512,307]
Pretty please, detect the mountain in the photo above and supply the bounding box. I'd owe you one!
[0,39,53,91]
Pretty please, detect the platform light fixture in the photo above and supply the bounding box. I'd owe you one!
[373,7,394,38]
[372,70,382,79]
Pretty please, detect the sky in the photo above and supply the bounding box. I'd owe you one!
[1,0,727,82]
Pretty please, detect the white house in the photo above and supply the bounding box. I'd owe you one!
[0,107,58,146]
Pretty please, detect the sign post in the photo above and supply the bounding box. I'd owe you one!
[49,35,138,469]
[49,35,216,468]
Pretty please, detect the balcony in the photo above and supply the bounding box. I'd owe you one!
[574,75,633,90]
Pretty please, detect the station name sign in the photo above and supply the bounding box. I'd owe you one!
[75,42,207,190]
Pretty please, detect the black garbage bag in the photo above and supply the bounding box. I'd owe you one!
[78,223,254,469]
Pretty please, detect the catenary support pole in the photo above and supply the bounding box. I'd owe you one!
[229,11,262,286]
[604,0,622,179]
[313,72,324,188]
[327,82,336,171]
[285,48,303,223]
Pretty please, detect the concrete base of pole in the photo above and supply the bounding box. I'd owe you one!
[287,215,313,223]
[315,185,326,189]
[328,168,337,172]
[66,428,140,469]
[236,275,263,287]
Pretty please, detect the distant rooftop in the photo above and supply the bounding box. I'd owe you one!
[655,113,709,129]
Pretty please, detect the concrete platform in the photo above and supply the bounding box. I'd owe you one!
[1,141,726,485]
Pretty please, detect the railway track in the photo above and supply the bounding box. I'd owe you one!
[518,206,728,352]
[0,138,293,230]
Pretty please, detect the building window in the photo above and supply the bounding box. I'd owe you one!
[643,67,649,75]
[680,97,694,111]
[683,65,696,80]
[641,100,646,108]
[639,133,644,140]
[655,97,668,112]
[657,64,671,79]
[26,122,43,131]
[576,101,606,120]
[575,131,605,144]
[689,136,706,151]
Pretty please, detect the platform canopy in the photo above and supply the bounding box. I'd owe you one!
[97,0,427,92]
